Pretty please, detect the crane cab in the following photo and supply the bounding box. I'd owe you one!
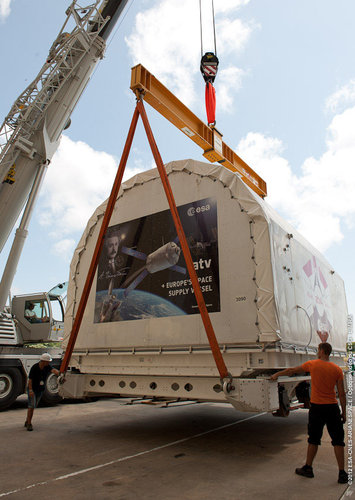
[11,284,66,344]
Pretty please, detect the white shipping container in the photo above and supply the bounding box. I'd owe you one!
[61,159,347,412]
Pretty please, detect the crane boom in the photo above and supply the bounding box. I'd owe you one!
[0,0,129,310]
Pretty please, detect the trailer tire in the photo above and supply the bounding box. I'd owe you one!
[0,368,22,411]
[295,381,311,409]
[41,373,63,406]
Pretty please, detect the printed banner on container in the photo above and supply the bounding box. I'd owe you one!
[94,197,219,322]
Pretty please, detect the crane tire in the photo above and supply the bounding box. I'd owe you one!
[0,368,22,411]
[41,373,63,406]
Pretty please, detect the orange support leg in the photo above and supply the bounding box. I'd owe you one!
[60,106,140,373]
[61,99,230,384]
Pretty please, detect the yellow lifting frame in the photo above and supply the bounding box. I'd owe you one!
[130,64,267,198]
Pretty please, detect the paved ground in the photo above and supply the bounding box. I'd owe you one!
[0,397,353,500]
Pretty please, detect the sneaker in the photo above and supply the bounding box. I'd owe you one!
[295,465,314,478]
[24,421,28,428]
[26,423,33,431]
[338,470,348,484]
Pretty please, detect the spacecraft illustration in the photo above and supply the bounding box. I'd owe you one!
[121,241,186,296]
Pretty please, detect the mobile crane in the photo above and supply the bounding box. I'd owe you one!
[0,0,129,410]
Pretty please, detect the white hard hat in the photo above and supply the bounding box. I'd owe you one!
[40,353,52,362]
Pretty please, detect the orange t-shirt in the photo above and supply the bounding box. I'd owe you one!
[301,359,344,404]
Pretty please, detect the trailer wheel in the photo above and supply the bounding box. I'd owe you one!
[295,381,311,409]
[0,368,22,411]
[41,373,63,406]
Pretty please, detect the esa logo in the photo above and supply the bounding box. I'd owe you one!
[187,204,210,216]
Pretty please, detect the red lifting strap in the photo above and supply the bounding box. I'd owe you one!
[205,82,216,126]
[60,99,229,382]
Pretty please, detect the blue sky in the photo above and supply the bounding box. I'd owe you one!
[1,0,355,320]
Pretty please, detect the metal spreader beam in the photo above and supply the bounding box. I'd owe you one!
[130,64,267,198]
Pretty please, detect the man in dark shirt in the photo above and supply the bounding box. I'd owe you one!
[25,353,59,431]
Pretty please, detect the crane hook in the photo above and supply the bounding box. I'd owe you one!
[200,51,219,84]
[199,0,219,127]
[200,52,218,126]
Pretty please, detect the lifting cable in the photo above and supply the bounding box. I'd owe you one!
[199,0,219,127]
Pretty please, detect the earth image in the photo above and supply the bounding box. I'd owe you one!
[94,289,186,323]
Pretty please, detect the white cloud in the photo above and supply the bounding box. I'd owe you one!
[325,79,355,114]
[38,136,151,259]
[237,103,355,252]
[218,66,246,111]
[326,106,355,152]
[51,239,76,262]
[237,132,300,217]
[0,0,11,20]
[125,0,200,106]
[216,17,253,56]
[125,0,253,108]
[214,0,250,14]
[39,136,117,236]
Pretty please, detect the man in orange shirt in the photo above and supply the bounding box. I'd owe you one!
[271,342,348,484]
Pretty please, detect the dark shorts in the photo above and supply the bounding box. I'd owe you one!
[308,403,345,447]
[27,389,44,409]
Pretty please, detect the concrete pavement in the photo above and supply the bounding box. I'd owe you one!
[0,397,353,499]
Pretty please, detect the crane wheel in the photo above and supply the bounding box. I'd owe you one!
[0,368,22,411]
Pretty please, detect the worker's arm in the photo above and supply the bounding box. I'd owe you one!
[270,365,305,381]
[337,378,346,424]
[28,378,34,395]
[51,368,60,377]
